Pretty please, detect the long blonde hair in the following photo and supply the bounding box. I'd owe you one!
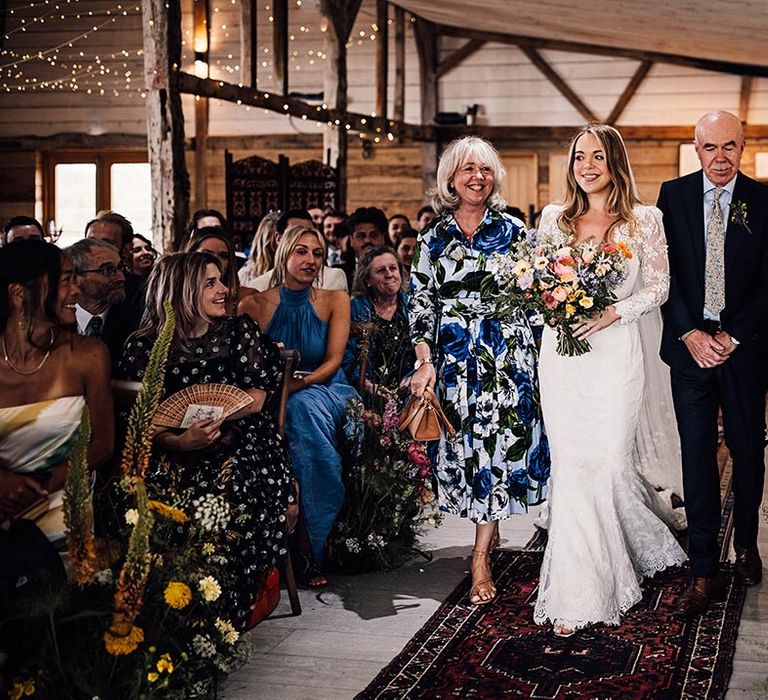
[269,225,326,288]
[558,124,640,238]
[135,252,221,348]
[248,211,280,276]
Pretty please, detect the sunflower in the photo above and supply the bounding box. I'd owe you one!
[104,622,145,656]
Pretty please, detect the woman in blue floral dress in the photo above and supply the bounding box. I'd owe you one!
[409,136,549,605]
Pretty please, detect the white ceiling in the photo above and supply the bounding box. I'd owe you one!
[392,0,768,69]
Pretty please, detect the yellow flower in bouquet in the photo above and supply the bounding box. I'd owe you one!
[9,678,35,699]
[104,622,144,656]
[148,499,188,523]
[157,652,175,674]
[164,581,192,609]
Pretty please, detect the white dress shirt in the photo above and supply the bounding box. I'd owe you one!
[75,304,109,335]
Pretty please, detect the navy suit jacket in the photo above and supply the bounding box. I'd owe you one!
[657,170,768,372]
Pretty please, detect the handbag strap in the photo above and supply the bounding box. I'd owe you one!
[423,387,456,436]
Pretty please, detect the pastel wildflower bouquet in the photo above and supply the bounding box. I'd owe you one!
[493,236,632,356]
[329,392,442,572]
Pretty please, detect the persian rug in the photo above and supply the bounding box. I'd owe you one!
[359,446,746,699]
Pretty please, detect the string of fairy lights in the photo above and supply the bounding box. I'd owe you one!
[1,0,405,136]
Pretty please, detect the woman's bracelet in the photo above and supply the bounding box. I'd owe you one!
[414,357,433,371]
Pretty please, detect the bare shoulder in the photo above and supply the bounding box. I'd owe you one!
[320,288,350,310]
[239,288,277,315]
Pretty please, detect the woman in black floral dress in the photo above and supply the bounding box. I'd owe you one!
[119,252,295,630]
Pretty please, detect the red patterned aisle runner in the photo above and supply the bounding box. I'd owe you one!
[358,443,745,699]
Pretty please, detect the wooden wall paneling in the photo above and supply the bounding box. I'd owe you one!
[520,47,597,123]
[606,60,653,125]
[142,0,191,250]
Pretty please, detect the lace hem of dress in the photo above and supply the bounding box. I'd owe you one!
[533,548,687,630]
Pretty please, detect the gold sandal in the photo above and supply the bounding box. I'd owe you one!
[469,548,496,606]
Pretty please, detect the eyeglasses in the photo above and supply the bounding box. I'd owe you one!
[77,262,126,278]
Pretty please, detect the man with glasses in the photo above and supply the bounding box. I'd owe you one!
[65,238,141,373]
[85,210,147,311]
[342,207,387,288]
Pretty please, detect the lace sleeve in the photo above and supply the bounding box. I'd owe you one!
[614,206,670,325]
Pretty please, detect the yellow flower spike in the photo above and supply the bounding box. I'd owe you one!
[147,672,159,683]
[148,500,188,523]
[163,581,192,609]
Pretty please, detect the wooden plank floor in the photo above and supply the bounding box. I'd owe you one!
[223,481,768,699]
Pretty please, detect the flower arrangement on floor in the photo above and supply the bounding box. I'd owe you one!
[492,235,632,355]
[5,304,251,699]
[328,388,442,573]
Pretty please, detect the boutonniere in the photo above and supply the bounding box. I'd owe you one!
[444,240,466,262]
[730,200,752,234]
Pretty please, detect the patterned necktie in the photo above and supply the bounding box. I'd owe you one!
[704,187,726,315]
[84,315,103,337]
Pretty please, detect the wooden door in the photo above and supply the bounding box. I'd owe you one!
[499,152,538,220]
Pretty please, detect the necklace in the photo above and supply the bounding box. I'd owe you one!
[2,328,55,376]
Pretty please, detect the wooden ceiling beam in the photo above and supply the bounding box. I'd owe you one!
[520,46,597,123]
[436,38,485,79]
[176,71,434,141]
[393,6,406,122]
[439,25,768,77]
[739,76,754,124]
[433,124,768,141]
[606,60,653,125]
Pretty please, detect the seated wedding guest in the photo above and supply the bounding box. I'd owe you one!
[308,206,325,229]
[66,238,142,373]
[183,227,240,314]
[3,216,44,246]
[0,240,113,539]
[186,208,229,235]
[130,233,157,278]
[387,213,411,246]
[416,204,436,230]
[343,245,414,393]
[85,210,146,310]
[322,210,348,268]
[395,228,418,271]
[119,252,295,630]
[341,207,387,289]
[244,210,348,292]
[239,225,356,587]
[238,212,281,288]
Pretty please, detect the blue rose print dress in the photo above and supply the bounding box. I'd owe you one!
[409,207,549,523]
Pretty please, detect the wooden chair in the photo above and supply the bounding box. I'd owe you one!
[109,348,302,617]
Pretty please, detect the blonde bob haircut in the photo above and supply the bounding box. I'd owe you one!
[431,136,507,214]
[558,124,641,238]
[135,251,222,348]
[269,225,326,288]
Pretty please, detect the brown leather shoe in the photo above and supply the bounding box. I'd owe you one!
[734,546,763,586]
[673,576,726,618]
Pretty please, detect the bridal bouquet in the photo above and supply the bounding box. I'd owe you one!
[493,236,632,356]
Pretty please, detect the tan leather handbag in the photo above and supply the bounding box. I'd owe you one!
[398,386,456,441]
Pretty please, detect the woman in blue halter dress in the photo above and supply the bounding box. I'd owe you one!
[239,225,357,586]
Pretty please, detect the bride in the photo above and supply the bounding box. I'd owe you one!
[533,124,687,637]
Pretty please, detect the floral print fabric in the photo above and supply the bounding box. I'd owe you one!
[409,208,549,522]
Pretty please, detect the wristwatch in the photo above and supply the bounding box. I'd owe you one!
[414,357,433,370]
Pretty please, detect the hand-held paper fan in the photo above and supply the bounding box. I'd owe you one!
[153,384,253,429]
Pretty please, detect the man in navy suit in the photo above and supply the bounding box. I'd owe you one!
[658,110,768,616]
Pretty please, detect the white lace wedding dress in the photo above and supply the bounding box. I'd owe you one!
[533,204,687,631]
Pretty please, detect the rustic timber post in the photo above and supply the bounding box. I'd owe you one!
[320,0,363,210]
[375,0,388,120]
[393,6,405,123]
[414,18,439,198]
[193,0,210,211]
[240,0,257,88]
[273,0,289,95]
[142,0,190,251]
